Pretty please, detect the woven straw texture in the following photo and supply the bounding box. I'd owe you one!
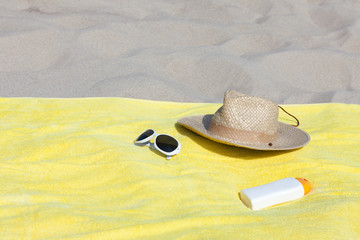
[178,115,309,150]
[179,90,310,150]
[211,90,279,135]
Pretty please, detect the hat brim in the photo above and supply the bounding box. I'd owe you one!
[177,114,310,151]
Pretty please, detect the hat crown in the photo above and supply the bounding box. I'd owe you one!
[210,90,279,136]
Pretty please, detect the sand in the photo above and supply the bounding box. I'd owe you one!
[0,0,359,104]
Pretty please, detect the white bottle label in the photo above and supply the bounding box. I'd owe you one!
[240,178,305,210]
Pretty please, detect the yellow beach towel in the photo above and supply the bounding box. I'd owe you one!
[0,97,359,239]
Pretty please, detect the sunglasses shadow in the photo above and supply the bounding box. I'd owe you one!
[175,123,300,160]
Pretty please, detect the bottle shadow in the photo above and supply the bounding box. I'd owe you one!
[175,123,300,160]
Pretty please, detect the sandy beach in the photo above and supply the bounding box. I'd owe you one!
[0,0,359,104]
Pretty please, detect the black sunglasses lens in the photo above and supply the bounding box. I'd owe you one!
[137,129,154,141]
[156,135,178,152]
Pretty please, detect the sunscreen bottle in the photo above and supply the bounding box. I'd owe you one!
[240,178,311,210]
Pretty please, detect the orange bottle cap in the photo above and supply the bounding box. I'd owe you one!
[296,178,312,195]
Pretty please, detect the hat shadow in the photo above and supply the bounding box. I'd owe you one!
[175,123,299,160]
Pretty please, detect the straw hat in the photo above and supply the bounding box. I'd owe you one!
[177,90,310,150]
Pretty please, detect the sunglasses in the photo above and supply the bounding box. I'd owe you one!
[134,129,181,159]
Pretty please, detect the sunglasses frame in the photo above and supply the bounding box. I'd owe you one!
[134,129,181,159]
